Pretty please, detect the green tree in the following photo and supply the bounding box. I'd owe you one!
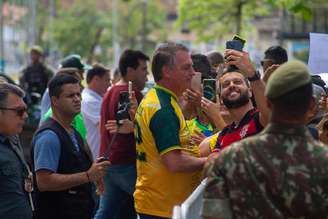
[118,0,167,55]
[40,0,167,64]
[52,1,111,63]
[177,0,327,42]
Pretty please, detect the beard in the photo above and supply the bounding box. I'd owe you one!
[222,91,250,109]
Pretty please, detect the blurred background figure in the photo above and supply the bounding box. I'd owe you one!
[307,84,326,139]
[206,51,224,78]
[81,63,111,160]
[261,46,288,82]
[19,45,54,97]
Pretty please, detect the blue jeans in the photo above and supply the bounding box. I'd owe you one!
[139,214,170,219]
[93,164,137,219]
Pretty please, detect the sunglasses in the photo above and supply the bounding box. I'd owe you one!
[0,107,28,117]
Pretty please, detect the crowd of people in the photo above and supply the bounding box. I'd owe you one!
[1,40,328,219]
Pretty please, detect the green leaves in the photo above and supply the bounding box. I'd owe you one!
[177,0,321,42]
[34,0,167,64]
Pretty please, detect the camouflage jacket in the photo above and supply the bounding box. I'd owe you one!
[202,123,328,219]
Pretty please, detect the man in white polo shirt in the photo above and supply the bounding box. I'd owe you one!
[81,64,111,159]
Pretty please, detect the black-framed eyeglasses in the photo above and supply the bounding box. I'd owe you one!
[0,107,27,117]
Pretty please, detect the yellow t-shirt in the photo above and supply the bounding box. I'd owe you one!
[134,85,201,218]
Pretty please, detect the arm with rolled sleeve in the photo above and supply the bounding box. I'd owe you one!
[150,107,206,172]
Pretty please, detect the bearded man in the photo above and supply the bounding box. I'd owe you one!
[209,49,270,153]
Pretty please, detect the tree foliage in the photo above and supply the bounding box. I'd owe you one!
[41,0,168,64]
[177,0,327,42]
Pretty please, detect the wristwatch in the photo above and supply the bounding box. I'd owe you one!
[247,70,261,82]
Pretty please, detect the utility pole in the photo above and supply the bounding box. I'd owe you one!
[141,0,147,52]
[29,0,36,46]
[48,0,55,64]
[112,0,120,67]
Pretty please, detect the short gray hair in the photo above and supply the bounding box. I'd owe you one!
[151,42,189,82]
[0,83,25,107]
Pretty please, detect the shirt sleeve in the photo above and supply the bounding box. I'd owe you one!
[149,107,181,155]
[33,130,61,172]
[201,152,233,219]
[81,99,101,125]
[40,90,51,119]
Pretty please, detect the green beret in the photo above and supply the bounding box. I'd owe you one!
[265,60,312,99]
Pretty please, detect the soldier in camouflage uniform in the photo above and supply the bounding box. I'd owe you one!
[202,60,328,219]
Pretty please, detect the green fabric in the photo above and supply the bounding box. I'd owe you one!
[149,87,181,153]
[42,109,87,141]
[150,107,181,153]
[195,117,213,133]
[265,60,312,99]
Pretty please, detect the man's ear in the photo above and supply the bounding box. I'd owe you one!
[126,67,135,80]
[248,87,253,98]
[161,65,171,80]
[50,96,59,108]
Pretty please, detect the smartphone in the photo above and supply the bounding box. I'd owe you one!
[191,72,202,92]
[97,156,109,163]
[233,34,246,47]
[203,79,216,102]
[226,40,243,52]
[119,91,130,104]
[128,81,132,95]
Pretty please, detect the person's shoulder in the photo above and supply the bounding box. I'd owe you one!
[35,129,58,140]
[139,89,162,110]
[34,129,61,150]
[103,85,126,100]
[221,133,266,157]
[82,89,101,103]
[43,64,54,74]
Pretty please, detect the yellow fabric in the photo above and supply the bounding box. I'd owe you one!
[186,118,213,154]
[134,85,201,218]
[208,133,218,151]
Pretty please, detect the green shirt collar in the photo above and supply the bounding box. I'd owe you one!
[154,84,178,101]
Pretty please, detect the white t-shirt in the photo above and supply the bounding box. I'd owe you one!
[81,88,102,160]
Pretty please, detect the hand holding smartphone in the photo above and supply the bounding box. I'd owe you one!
[203,79,217,103]
[97,156,110,163]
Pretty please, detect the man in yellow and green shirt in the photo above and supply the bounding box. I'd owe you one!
[134,43,207,219]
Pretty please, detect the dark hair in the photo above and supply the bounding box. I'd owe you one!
[151,42,189,82]
[264,46,288,64]
[119,49,149,77]
[311,75,326,92]
[0,83,25,107]
[56,68,80,79]
[191,54,212,80]
[48,74,79,98]
[219,69,250,88]
[270,83,313,117]
[86,63,110,84]
[206,51,224,65]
